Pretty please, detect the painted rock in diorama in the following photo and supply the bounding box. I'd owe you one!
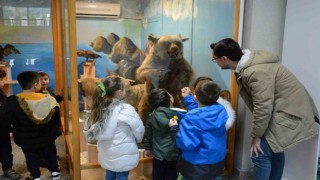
[90,33,120,55]
[136,34,195,107]
[108,37,144,81]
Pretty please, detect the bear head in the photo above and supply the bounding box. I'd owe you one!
[148,34,189,61]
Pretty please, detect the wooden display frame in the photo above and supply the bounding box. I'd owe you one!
[50,0,241,179]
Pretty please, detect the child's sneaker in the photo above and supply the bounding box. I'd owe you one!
[3,168,21,180]
[52,172,61,180]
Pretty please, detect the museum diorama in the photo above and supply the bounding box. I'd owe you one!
[0,0,240,179]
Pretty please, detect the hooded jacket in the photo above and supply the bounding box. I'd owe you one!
[145,107,181,161]
[83,100,145,172]
[237,50,319,153]
[176,103,228,164]
[183,95,235,130]
[0,93,61,149]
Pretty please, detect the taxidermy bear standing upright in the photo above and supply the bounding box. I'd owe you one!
[136,34,195,115]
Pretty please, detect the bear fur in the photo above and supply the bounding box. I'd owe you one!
[136,34,195,109]
[90,33,120,55]
[108,37,144,80]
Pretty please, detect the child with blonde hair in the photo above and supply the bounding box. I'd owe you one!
[83,76,145,180]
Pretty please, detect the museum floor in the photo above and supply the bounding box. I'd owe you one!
[0,136,254,180]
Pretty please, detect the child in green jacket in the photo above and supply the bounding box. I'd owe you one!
[144,88,185,180]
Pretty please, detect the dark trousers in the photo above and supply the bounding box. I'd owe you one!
[22,142,60,179]
[0,128,13,171]
[152,158,178,180]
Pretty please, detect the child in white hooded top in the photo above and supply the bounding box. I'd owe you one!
[83,76,145,180]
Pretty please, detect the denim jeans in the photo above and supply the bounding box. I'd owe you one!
[105,170,129,180]
[251,137,285,180]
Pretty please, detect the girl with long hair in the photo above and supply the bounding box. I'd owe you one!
[83,76,145,180]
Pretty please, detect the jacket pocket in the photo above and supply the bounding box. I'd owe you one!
[271,111,302,147]
[275,111,301,130]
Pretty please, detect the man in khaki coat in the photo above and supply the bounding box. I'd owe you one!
[210,38,319,180]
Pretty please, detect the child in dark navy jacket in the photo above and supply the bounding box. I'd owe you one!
[0,71,61,180]
[169,80,228,180]
[0,69,21,180]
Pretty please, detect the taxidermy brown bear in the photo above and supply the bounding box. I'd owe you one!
[108,37,144,81]
[136,34,195,109]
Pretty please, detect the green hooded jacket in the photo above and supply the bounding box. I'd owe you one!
[145,107,179,161]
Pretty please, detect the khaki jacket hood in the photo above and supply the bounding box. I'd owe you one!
[16,93,59,124]
[242,50,279,71]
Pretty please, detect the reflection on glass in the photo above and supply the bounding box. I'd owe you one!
[2,6,51,27]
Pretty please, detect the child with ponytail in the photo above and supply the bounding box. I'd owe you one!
[83,76,145,180]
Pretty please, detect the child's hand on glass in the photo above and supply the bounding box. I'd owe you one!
[181,87,191,98]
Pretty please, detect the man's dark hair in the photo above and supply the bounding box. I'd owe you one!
[148,88,171,111]
[195,81,221,106]
[17,71,40,90]
[210,38,243,61]
[0,69,7,78]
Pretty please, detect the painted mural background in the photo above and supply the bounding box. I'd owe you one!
[0,0,235,99]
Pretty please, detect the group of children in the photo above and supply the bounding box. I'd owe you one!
[0,68,234,180]
[0,70,63,180]
[83,75,235,180]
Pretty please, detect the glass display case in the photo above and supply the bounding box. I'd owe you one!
[1,0,241,179]
[59,1,153,179]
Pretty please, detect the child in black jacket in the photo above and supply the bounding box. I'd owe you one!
[0,69,21,180]
[0,71,61,180]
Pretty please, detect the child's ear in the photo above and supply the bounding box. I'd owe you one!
[193,94,198,101]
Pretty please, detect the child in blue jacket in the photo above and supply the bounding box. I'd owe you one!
[169,80,228,180]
